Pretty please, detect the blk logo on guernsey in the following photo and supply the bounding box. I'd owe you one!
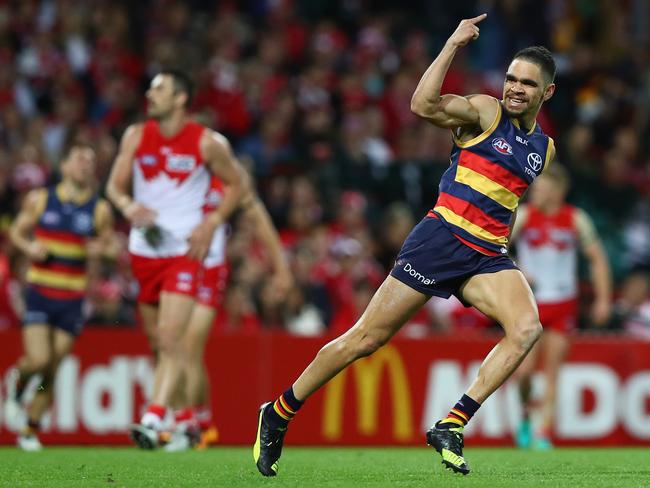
[491,137,513,155]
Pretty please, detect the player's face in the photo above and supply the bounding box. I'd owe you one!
[62,147,96,187]
[146,74,177,119]
[530,175,565,208]
[502,59,555,119]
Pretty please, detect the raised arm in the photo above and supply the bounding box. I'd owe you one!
[410,14,497,131]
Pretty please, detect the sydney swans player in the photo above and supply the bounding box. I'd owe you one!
[107,69,248,448]
[511,164,611,449]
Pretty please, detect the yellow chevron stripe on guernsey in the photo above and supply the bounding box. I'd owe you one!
[38,238,86,259]
[454,166,519,210]
[26,268,87,291]
[434,206,508,246]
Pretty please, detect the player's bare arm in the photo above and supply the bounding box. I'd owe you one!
[9,189,48,262]
[106,124,157,227]
[577,209,612,325]
[544,144,556,174]
[240,192,293,297]
[187,130,249,261]
[87,200,121,260]
[411,14,497,134]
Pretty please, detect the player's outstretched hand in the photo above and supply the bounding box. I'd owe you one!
[447,13,487,48]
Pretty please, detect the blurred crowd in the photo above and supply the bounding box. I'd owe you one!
[0,0,649,338]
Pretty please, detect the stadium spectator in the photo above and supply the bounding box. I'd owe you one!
[610,271,650,340]
[0,0,647,345]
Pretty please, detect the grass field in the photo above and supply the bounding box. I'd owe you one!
[1,446,648,488]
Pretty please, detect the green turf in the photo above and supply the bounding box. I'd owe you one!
[1,446,648,488]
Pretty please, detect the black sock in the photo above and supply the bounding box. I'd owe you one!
[264,387,304,430]
[438,394,481,429]
[24,418,40,435]
[15,373,29,401]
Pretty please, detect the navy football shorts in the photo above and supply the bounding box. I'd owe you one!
[390,216,518,304]
[23,286,84,337]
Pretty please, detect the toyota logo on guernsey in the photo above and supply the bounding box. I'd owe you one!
[527,152,543,172]
[492,137,513,155]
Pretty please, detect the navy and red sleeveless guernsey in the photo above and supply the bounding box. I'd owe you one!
[26,186,99,300]
[429,99,554,256]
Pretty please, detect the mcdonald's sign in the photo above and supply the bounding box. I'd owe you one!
[322,345,414,442]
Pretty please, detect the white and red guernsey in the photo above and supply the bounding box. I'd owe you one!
[130,120,209,257]
[514,203,597,304]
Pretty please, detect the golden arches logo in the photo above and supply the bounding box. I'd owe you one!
[322,344,413,441]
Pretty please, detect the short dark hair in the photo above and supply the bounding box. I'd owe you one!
[62,140,95,161]
[513,46,556,84]
[160,68,194,107]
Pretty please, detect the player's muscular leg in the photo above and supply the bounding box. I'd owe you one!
[17,325,52,377]
[27,329,75,422]
[138,303,160,360]
[514,339,541,406]
[138,302,164,396]
[292,276,428,400]
[539,330,569,431]
[460,269,542,403]
[151,292,195,406]
[183,305,215,406]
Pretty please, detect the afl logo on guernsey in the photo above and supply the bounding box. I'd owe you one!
[492,137,513,155]
[140,155,157,166]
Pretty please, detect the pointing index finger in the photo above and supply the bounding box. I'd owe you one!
[468,13,487,24]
